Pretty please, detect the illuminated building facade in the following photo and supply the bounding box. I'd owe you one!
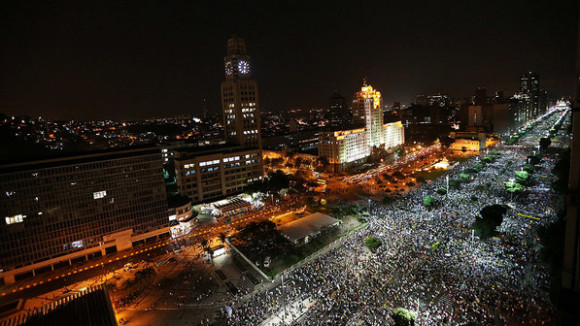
[382,121,405,149]
[221,37,262,149]
[174,146,262,203]
[509,72,548,128]
[318,123,404,171]
[319,83,405,171]
[0,148,169,285]
[319,128,370,168]
[352,82,384,148]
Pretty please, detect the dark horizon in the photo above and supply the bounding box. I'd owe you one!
[0,0,577,120]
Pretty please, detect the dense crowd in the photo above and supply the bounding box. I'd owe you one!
[223,112,567,326]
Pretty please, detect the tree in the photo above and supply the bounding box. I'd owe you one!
[439,136,454,148]
[472,204,507,239]
[423,195,435,207]
[539,137,551,150]
[523,164,535,173]
[382,196,393,205]
[219,233,227,244]
[271,157,284,166]
[470,195,478,201]
[201,239,208,249]
[268,170,290,190]
[515,170,530,185]
[473,162,485,170]
[504,181,525,193]
[391,307,418,326]
[482,156,494,163]
[237,220,278,242]
[527,154,541,165]
[365,236,382,252]
[463,168,478,175]
[459,173,471,181]
[552,149,570,193]
[449,179,461,190]
[436,188,447,195]
[292,157,302,167]
[264,157,272,166]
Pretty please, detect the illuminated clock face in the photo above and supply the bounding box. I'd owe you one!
[225,61,233,75]
[238,60,250,74]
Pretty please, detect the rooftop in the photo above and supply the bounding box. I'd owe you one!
[0,146,161,174]
[278,212,339,244]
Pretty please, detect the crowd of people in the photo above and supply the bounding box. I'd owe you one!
[223,112,567,325]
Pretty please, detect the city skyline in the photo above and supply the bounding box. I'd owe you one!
[0,0,577,120]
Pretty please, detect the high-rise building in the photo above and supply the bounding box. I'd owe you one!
[221,37,261,149]
[319,82,404,171]
[0,147,170,285]
[327,91,349,128]
[171,37,264,203]
[520,72,540,93]
[352,81,384,148]
[510,72,548,128]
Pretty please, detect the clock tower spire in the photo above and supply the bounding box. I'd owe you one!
[221,36,261,149]
[224,36,252,80]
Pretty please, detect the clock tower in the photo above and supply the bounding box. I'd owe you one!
[221,36,261,149]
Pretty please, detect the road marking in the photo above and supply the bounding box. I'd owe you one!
[517,212,540,221]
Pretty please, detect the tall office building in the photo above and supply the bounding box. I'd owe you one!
[520,72,540,92]
[510,72,548,127]
[172,37,264,203]
[319,82,404,171]
[0,148,169,285]
[352,80,384,148]
[327,90,349,128]
[221,37,262,149]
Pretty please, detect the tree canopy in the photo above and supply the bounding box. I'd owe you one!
[365,236,382,252]
[449,179,461,189]
[472,204,507,239]
[423,196,435,206]
[504,181,525,193]
[482,156,495,163]
[391,307,418,326]
[268,170,290,190]
[515,170,530,185]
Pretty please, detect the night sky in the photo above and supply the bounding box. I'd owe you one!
[0,1,577,120]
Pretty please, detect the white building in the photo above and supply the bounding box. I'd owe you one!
[319,128,370,168]
[318,83,405,171]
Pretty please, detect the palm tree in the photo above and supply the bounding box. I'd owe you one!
[219,233,227,244]
[201,239,208,249]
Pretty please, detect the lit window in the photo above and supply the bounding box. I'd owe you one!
[93,190,107,199]
[5,214,26,225]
